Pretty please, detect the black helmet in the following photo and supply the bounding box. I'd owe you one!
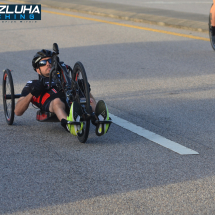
[32,49,52,71]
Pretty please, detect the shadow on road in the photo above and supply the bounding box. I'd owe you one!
[1,40,215,214]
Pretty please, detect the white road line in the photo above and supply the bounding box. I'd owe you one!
[109,113,199,155]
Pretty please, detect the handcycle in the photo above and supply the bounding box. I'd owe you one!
[2,43,111,143]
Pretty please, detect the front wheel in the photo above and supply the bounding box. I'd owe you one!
[2,69,15,125]
[72,62,91,143]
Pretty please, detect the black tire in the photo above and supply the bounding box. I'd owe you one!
[209,4,215,51]
[2,69,15,125]
[72,62,91,143]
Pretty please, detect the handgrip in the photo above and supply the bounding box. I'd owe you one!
[53,43,59,54]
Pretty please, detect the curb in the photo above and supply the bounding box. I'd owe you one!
[6,0,209,33]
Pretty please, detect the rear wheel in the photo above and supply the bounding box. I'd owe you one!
[72,62,91,143]
[2,69,15,125]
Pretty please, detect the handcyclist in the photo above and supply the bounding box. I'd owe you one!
[14,49,111,136]
[210,0,215,42]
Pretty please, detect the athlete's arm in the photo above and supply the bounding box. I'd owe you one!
[15,79,45,116]
[14,93,33,116]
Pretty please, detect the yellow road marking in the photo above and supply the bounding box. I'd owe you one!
[0,2,209,42]
[42,9,210,42]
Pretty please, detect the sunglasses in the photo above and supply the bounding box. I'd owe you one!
[38,58,52,67]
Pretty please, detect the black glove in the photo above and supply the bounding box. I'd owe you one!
[30,80,45,97]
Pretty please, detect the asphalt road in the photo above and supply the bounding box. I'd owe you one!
[90,0,212,15]
[1,2,215,215]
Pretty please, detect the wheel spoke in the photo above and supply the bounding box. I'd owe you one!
[6,102,11,119]
[73,62,90,143]
[3,70,15,125]
[5,78,12,119]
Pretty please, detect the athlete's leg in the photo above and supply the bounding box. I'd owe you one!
[49,98,83,135]
[49,98,67,121]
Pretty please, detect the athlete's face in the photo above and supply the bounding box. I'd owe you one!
[36,57,52,77]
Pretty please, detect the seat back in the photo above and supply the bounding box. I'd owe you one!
[36,110,59,122]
